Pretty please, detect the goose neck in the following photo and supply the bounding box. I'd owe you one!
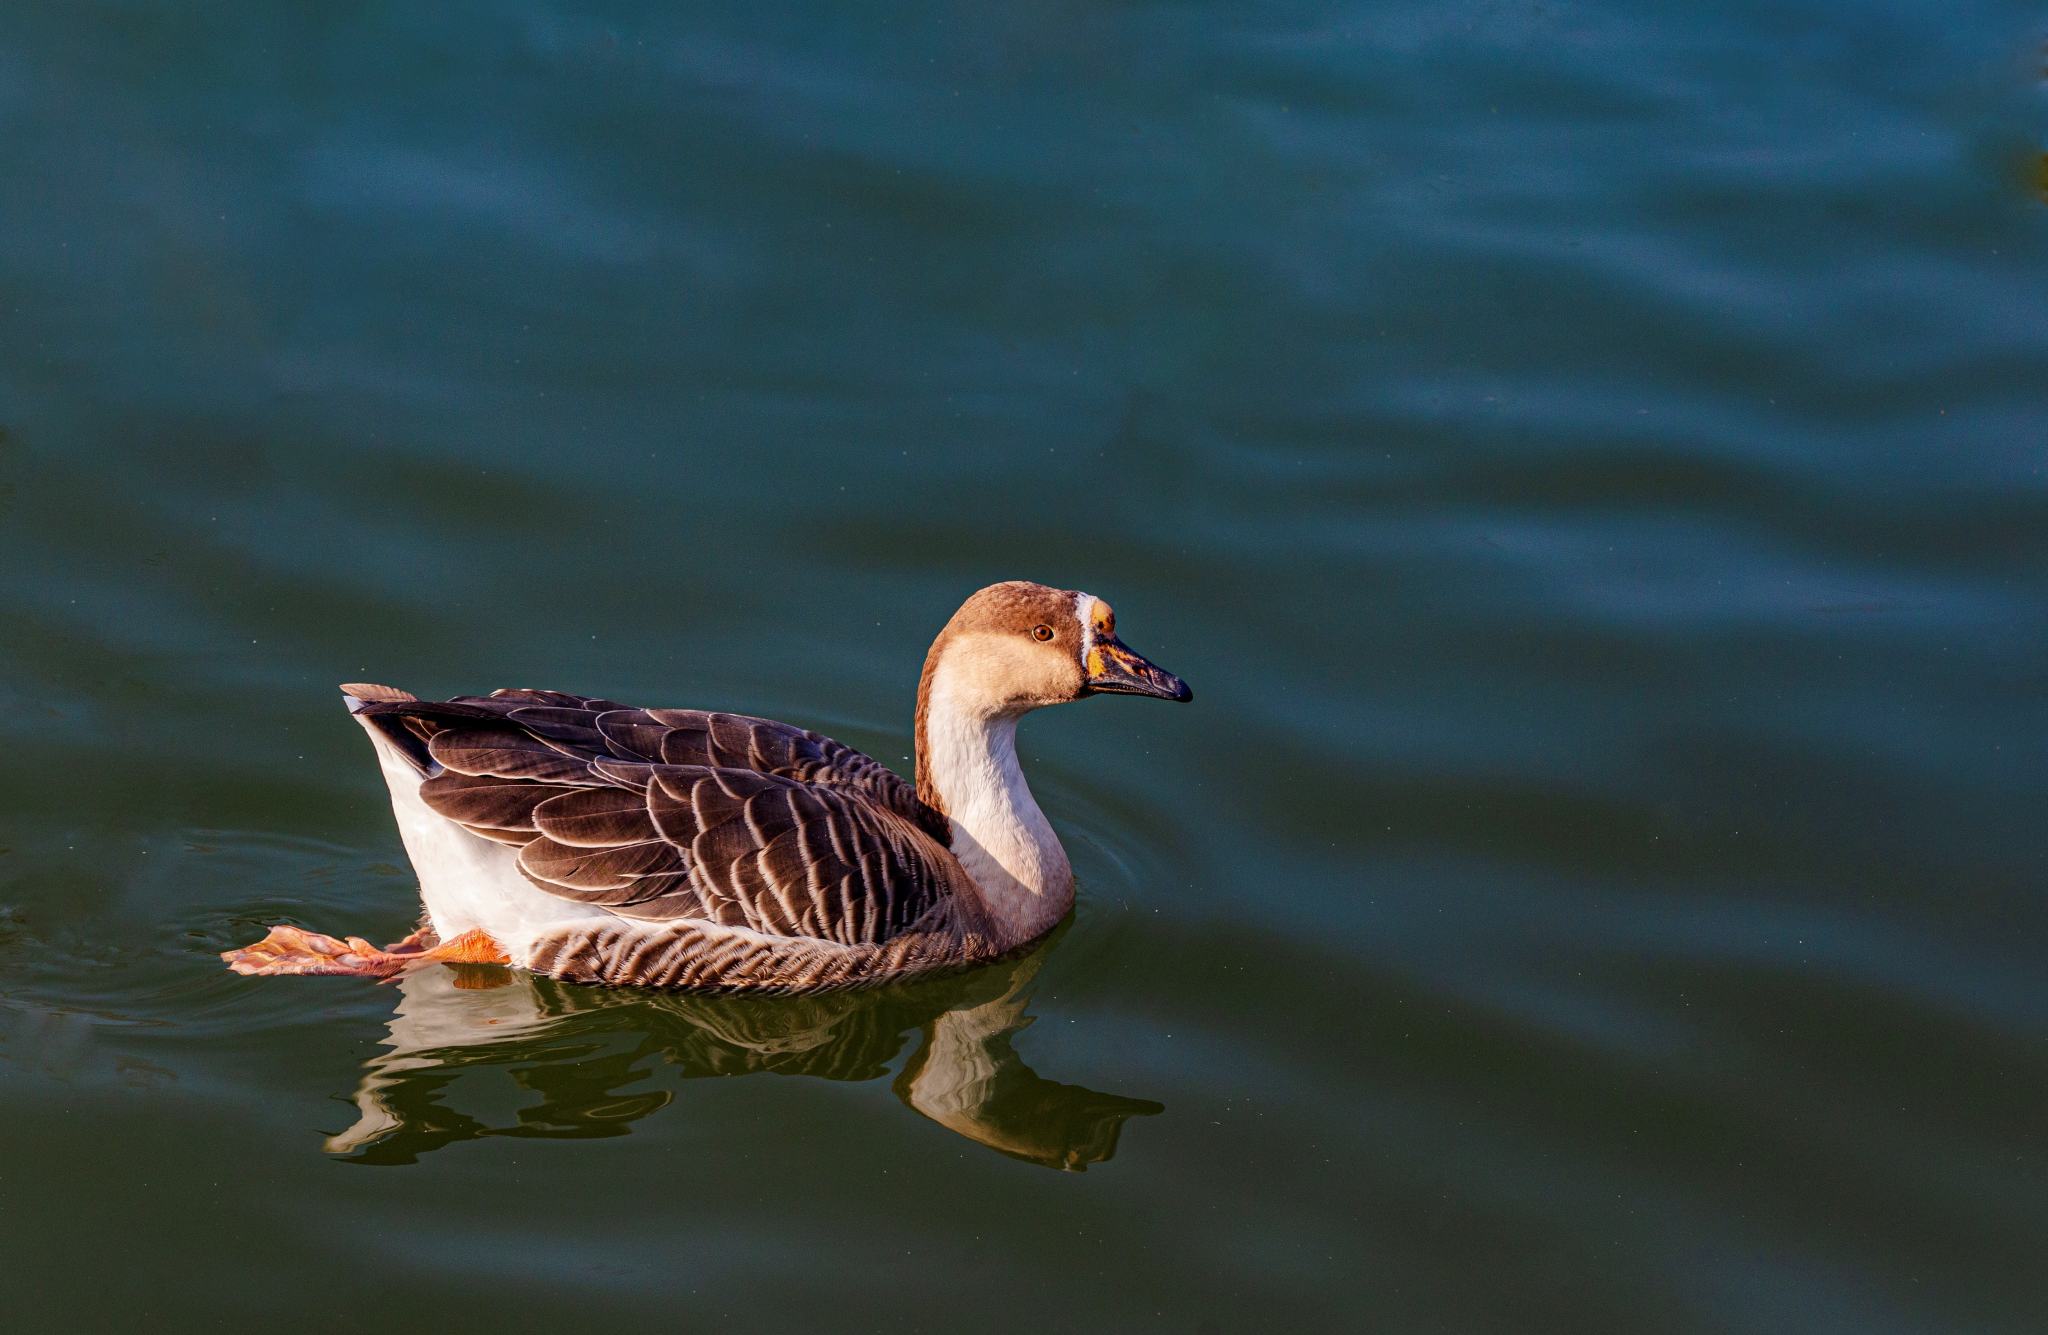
[914,662,1073,944]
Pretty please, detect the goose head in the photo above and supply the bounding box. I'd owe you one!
[917,580,1191,721]
[912,580,1189,936]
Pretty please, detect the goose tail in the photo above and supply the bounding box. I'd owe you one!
[339,682,436,775]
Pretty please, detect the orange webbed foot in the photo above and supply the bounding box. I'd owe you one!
[222,925,409,978]
[426,928,511,966]
[223,925,508,979]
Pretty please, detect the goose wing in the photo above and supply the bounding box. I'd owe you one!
[358,692,964,946]
[364,687,947,843]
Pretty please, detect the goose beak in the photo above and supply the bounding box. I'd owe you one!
[1085,637,1192,703]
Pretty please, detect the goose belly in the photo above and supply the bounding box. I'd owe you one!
[369,740,610,960]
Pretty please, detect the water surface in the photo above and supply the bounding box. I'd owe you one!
[1,2,2044,1331]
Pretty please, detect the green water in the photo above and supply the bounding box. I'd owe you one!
[2,3,2045,1331]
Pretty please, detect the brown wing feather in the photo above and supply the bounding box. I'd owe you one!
[426,729,605,785]
[416,771,559,831]
[531,788,656,847]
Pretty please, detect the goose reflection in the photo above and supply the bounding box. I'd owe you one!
[326,936,1161,1171]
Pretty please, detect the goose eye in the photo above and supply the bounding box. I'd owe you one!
[1032,624,1054,642]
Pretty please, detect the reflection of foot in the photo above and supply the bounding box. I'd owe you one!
[223,924,507,979]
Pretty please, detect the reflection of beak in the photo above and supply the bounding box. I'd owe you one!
[1084,636,1193,702]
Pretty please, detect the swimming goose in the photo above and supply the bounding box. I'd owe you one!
[223,580,1190,992]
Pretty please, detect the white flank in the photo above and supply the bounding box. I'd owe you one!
[363,729,609,961]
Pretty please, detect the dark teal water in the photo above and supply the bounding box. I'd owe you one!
[2,3,2045,1331]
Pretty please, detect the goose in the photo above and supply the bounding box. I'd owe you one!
[223,580,1191,992]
